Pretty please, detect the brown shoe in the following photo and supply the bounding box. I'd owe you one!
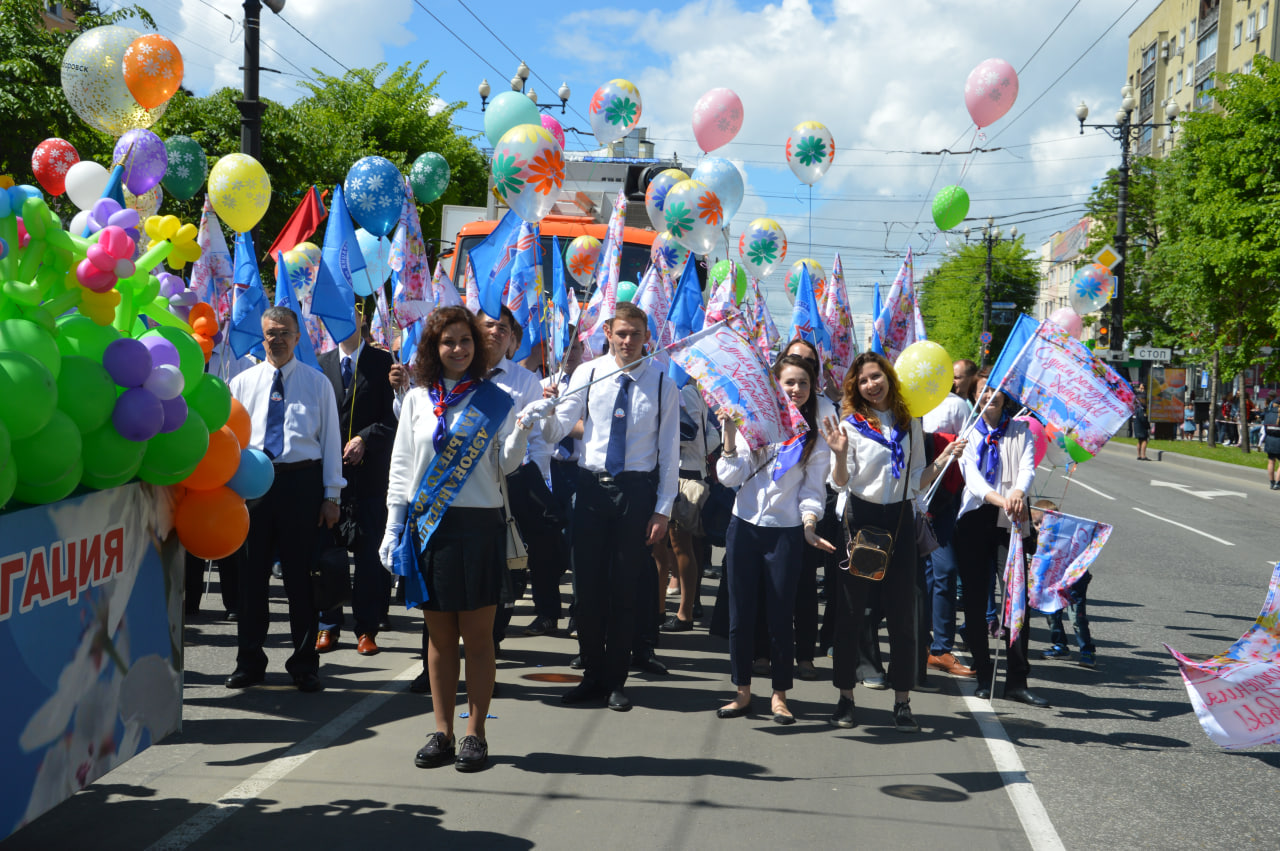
[316,629,337,654]
[357,634,379,656]
[927,652,976,678]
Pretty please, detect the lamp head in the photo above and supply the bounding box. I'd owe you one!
[478,79,490,99]
[1075,100,1089,122]
[558,82,570,103]
[517,61,530,81]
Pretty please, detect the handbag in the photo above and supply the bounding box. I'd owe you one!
[843,423,914,581]
[672,476,710,533]
[497,461,528,571]
[312,530,353,611]
[332,499,360,550]
[915,511,940,557]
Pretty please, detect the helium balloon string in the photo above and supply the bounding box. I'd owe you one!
[808,183,813,260]
[956,127,983,185]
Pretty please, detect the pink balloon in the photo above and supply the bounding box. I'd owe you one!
[1048,307,1084,339]
[540,114,566,150]
[1016,415,1047,467]
[964,58,1019,128]
[692,88,744,153]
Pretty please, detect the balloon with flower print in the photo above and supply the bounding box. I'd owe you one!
[650,231,690,278]
[589,79,642,146]
[644,168,688,234]
[786,121,835,185]
[161,135,207,201]
[484,91,541,148]
[896,340,952,417]
[409,152,450,204]
[662,179,723,256]
[540,114,566,150]
[565,235,601,287]
[122,33,184,110]
[492,124,565,224]
[964,58,1019,128]
[692,88,744,153]
[737,218,787,280]
[343,155,404,238]
[61,25,167,136]
[784,258,826,304]
[1068,263,1115,314]
[690,157,745,225]
[208,153,270,234]
[31,138,80,197]
[113,129,168,195]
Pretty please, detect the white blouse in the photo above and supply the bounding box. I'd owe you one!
[831,409,926,505]
[717,427,829,528]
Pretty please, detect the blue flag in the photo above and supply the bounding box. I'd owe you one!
[470,210,521,320]
[870,281,885,355]
[550,235,574,362]
[790,263,832,360]
[273,251,320,371]
[665,253,705,387]
[400,318,421,365]
[508,224,541,361]
[312,183,364,345]
[228,231,266,359]
[987,313,1039,390]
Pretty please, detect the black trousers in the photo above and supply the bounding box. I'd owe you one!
[954,503,1031,689]
[726,517,803,691]
[572,468,657,690]
[319,471,390,638]
[832,496,917,693]
[184,545,242,615]
[237,462,323,678]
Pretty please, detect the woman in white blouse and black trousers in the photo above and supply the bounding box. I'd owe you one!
[823,352,945,733]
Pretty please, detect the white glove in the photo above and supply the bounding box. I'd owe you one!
[380,503,409,572]
[517,398,557,430]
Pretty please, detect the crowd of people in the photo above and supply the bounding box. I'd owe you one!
[187,299,1087,773]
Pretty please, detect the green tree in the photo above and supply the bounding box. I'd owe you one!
[918,237,1039,363]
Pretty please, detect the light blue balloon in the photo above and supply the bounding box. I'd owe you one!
[690,157,745,224]
[343,156,404,238]
[354,228,392,295]
[226,447,274,499]
[483,91,541,148]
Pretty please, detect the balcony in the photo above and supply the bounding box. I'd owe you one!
[1140,62,1158,87]
[1199,3,1219,32]
[1195,54,1217,84]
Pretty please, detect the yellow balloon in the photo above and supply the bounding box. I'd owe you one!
[208,153,271,233]
[61,26,167,136]
[895,340,952,418]
[124,185,163,219]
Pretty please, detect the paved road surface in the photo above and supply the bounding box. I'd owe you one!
[4,444,1276,849]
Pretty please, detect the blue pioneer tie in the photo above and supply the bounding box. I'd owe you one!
[604,373,633,476]
[264,368,285,460]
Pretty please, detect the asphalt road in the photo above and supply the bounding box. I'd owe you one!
[4,443,1277,850]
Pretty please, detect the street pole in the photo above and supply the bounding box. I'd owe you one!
[1114,111,1130,358]
[236,0,265,160]
[982,231,993,369]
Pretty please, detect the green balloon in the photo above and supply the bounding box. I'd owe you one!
[81,424,145,488]
[409,152,451,204]
[161,135,209,202]
[931,185,970,232]
[0,351,56,440]
[616,281,638,304]
[136,463,196,487]
[708,259,748,303]
[140,412,209,478]
[12,409,81,487]
[1064,435,1093,464]
[141,326,205,398]
[0,419,10,465]
[56,356,117,433]
[55,314,121,362]
[0,318,61,380]
[12,457,82,506]
[0,454,16,509]
[187,374,231,431]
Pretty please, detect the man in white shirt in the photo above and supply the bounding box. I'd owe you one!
[543,304,680,711]
[226,306,345,693]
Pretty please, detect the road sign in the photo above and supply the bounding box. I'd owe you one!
[991,301,1016,310]
[1094,244,1121,268]
[1134,346,1172,361]
[979,331,992,344]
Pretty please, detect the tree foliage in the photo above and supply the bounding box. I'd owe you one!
[918,238,1040,363]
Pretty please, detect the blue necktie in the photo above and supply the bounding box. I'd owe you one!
[264,368,285,460]
[341,355,353,390]
[605,373,633,476]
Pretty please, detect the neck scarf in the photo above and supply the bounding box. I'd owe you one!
[428,377,479,453]
[844,413,906,479]
[771,431,811,481]
[974,409,1012,487]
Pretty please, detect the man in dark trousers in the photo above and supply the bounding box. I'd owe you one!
[316,319,398,656]
[227,306,345,693]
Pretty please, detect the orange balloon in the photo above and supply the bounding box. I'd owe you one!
[183,426,240,490]
[189,302,218,335]
[122,35,184,110]
[195,333,214,360]
[175,486,248,560]
[226,398,251,449]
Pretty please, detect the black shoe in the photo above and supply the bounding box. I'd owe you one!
[409,669,431,694]
[271,562,282,579]
[829,695,856,729]
[561,680,608,705]
[378,616,392,633]
[414,732,455,768]
[455,735,489,772]
[569,655,584,670]
[861,674,888,690]
[772,709,796,726]
[632,652,668,675]
[607,688,632,712]
[224,611,238,622]
[225,669,264,689]
[796,662,819,681]
[893,701,920,732]
[660,615,693,632]
[974,687,992,700]
[523,617,557,637]
[716,702,750,719]
[293,672,323,693]
[1005,687,1051,708]
[565,618,577,638]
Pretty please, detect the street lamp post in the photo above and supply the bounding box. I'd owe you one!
[478,62,570,113]
[966,217,1016,368]
[1076,86,1179,359]
[236,0,285,160]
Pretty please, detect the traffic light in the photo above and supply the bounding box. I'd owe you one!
[1097,308,1111,350]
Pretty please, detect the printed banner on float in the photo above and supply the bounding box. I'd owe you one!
[666,319,807,451]
[1166,562,1280,749]
[0,483,183,840]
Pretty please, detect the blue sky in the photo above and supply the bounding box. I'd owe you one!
[118,0,1160,328]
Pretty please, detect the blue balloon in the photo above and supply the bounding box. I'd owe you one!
[353,228,392,296]
[343,156,404,238]
[226,447,274,499]
[690,157,745,224]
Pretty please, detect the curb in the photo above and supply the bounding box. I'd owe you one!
[1098,441,1261,475]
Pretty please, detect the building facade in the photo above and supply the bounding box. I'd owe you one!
[1036,217,1093,321]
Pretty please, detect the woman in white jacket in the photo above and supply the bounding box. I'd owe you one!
[715,355,834,724]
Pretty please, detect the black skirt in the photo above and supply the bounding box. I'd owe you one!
[418,507,505,612]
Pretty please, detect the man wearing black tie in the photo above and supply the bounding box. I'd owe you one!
[539,303,680,711]
[317,322,398,656]
[226,306,345,692]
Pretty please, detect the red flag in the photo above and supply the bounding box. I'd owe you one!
[266,185,328,258]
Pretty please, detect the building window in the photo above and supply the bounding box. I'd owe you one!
[1177,69,1184,91]
[1190,18,1196,40]
[1143,43,1158,68]
[1195,77,1216,108]
[1248,13,1257,40]
[1180,27,1187,52]
[1167,77,1175,98]
[1197,33,1217,63]
[1262,4,1269,30]
[1245,60,1254,74]
[1234,22,1242,47]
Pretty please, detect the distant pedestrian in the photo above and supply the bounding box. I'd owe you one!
[1262,395,1280,490]
[1133,397,1151,461]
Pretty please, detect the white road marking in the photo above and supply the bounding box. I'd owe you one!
[145,663,420,851]
[1150,480,1246,500]
[1065,477,1115,500]
[1132,507,1235,546]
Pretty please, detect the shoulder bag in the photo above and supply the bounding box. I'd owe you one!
[495,448,528,571]
[844,421,915,581]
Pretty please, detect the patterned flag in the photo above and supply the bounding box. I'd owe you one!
[872,247,927,362]
[635,263,672,347]
[390,177,431,327]
[870,280,885,355]
[789,262,832,362]
[228,230,266,359]
[470,210,521,320]
[548,235,577,366]
[273,251,321,371]
[823,252,857,382]
[1026,510,1113,613]
[703,262,739,330]
[311,183,364,345]
[463,255,481,314]
[1002,527,1028,644]
[747,274,779,366]
[506,223,540,329]
[370,287,393,350]
[579,189,627,343]
[665,253,705,386]
[431,259,461,309]
[191,196,233,324]
[272,246,332,356]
